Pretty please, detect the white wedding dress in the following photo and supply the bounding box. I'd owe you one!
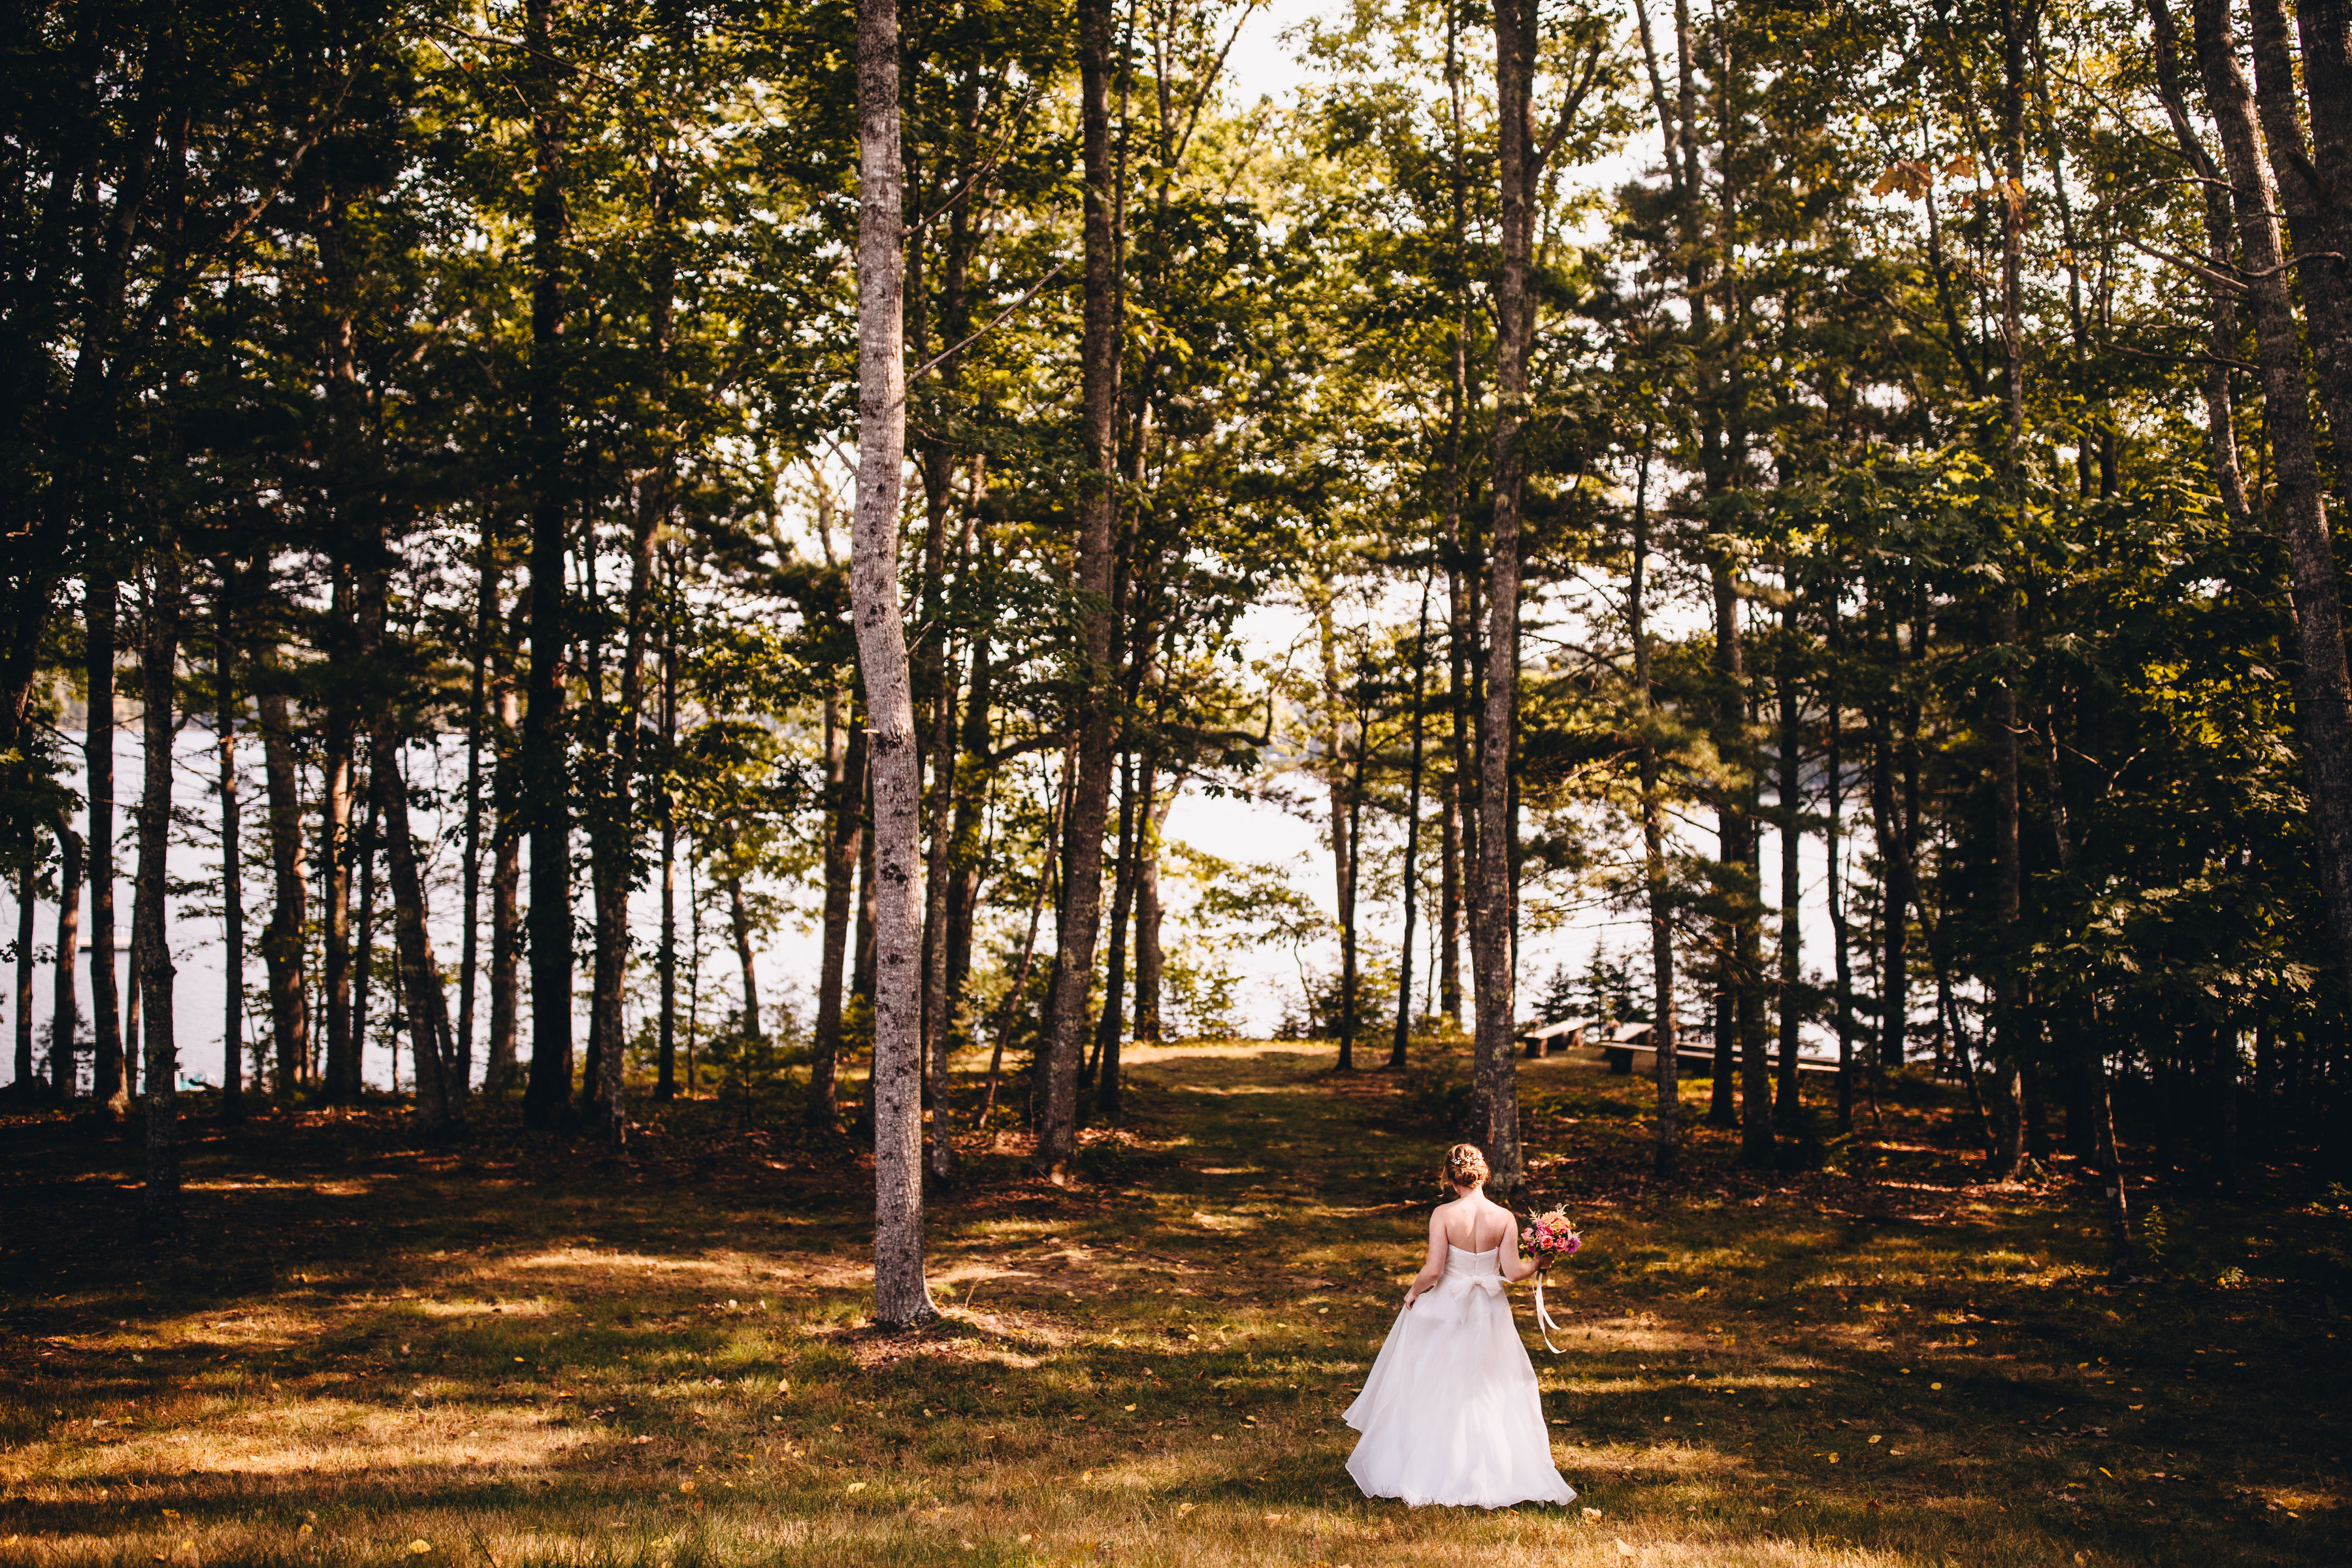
[1343,1243,1577,1509]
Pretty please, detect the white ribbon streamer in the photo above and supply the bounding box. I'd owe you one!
[1531,1269,1567,1354]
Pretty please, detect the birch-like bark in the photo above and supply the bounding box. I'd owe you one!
[856,0,937,1325]
[486,678,521,1092]
[1477,0,1537,1188]
[2187,0,2352,1011]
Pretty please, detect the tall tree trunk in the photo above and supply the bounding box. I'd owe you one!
[943,606,995,1030]
[1776,573,1802,1126]
[1094,751,1142,1115]
[137,545,182,1224]
[2249,0,2352,472]
[1439,0,1470,1034]
[1391,578,1432,1069]
[655,552,680,1104]
[486,677,522,1093]
[809,706,866,1133]
[1825,607,1855,1134]
[456,523,495,1103]
[215,576,241,1120]
[1631,436,1679,1175]
[2148,2,2253,529]
[255,650,307,1098]
[919,623,962,1182]
[51,818,83,1100]
[320,571,357,1104]
[521,0,574,1130]
[15,842,35,1100]
[86,572,125,1114]
[1036,0,1123,1180]
[1870,697,1910,1078]
[2188,0,2352,1024]
[1316,591,1355,1066]
[350,774,380,1096]
[855,0,938,1325]
[1987,0,2032,1181]
[1477,0,1542,1190]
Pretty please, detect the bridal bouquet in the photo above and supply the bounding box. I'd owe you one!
[1520,1209,1579,1355]
[1521,1209,1582,1271]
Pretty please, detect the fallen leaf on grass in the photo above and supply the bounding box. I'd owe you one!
[406,1541,434,1556]
[678,1481,696,1495]
[1582,1507,1602,1521]
[845,1482,867,1494]
[1614,1540,1635,1560]
[1175,1503,1195,1518]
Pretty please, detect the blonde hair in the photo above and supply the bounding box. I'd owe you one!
[1443,1143,1489,1190]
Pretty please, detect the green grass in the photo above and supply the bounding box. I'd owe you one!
[0,1039,2344,1566]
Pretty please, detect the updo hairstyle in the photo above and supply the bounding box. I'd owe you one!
[1443,1143,1489,1190]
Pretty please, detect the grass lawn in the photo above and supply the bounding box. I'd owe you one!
[0,1039,2345,1567]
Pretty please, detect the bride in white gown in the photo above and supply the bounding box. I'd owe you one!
[1343,1143,1577,1509]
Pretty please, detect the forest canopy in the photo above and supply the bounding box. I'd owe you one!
[4,0,2349,1305]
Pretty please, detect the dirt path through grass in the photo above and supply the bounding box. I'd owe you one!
[1,1040,2343,1565]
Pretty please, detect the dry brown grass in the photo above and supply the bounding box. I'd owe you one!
[0,1039,2344,1566]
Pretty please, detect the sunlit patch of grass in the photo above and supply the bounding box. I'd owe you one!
[0,1045,2345,1565]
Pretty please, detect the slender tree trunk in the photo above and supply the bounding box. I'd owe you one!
[521,0,574,1131]
[1036,0,1123,1180]
[138,546,182,1224]
[1316,592,1355,1065]
[810,707,866,1133]
[1477,0,1540,1189]
[86,572,125,1113]
[1871,698,1910,1078]
[1631,436,1679,1175]
[919,629,961,1181]
[51,819,82,1100]
[351,776,380,1094]
[1439,0,1470,1035]
[2147,0,2253,531]
[1986,0,2032,1181]
[2189,0,2352,1017]
[374,742,462,1135]
[456,523,495,1102]
[656,553,680,1104]
[1825,611,1855,1134]
[487,678,522,1093]
[15,845,35,1101]
[320,574,357,1105]
[855,0,937,1325]
[1776,574,1802,1126]
[943,555,996,1028]
[1135,780,1171,1045]
[1094,755,1143,1116]
[216,579,241,1120]
[1392,578,1432,1068]
[255,653,307,1098]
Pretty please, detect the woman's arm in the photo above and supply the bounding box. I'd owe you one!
[1403,1209,1448,1307]
[1499,1209,1539,1282]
